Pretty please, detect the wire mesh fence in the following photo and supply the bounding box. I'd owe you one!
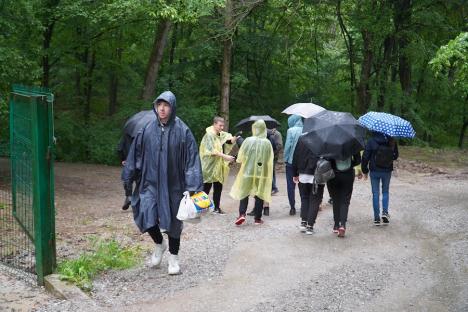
[0,145,36,276]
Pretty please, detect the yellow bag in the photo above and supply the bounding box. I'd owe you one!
[190,191,214,213]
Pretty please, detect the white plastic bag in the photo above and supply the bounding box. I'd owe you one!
[177,191,200,222]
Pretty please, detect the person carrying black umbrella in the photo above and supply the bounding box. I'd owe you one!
[327,153,362,237]
[291,137,323,234]
[122,91,203,275]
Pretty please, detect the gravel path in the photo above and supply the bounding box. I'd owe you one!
[1,160,467,312]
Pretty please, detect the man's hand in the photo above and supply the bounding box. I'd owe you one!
[230,136,238,144]
[223,155,235,162]
[293,176,299,184]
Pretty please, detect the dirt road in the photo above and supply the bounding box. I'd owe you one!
[1,157,467,312]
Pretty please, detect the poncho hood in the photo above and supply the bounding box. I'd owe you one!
[153,91,177,124]
[252,120,267,138]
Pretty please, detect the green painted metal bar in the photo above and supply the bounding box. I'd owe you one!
[31,93,56,285]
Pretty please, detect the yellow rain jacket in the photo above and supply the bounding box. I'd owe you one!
[230,120,273,202]
[199,126,234,184]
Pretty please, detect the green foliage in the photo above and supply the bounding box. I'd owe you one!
[1,0,466,162]
[57,238,142,291]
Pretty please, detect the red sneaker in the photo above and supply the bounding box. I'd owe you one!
[254,219,264,225]
[235,214,246,226]
[337,226,346,238]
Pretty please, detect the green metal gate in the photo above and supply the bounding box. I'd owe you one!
[0,85,56,285]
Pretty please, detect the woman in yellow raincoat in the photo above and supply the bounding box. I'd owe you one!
[230,119,273,225]
[200,116,237,214]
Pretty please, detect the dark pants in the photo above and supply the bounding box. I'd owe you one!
[239,196,264,220]
[203,182,223,210]
[285,163,296,209]
[299,183,324,226]
[272,160,278,192]
[147,225,180,255]
[327,170,355,228]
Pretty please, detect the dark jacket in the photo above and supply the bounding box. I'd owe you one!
[122,91,203,238]
[361,132,399,174]
[292,137,319,176]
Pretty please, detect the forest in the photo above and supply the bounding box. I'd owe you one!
[0,0,466,164]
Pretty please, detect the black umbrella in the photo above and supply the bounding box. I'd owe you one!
[301,110,366,160]
[234,115,280,132]
[117,110,156,162]
[124,110,156,138]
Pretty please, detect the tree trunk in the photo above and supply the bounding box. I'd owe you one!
[395,0,412,96]
[84,50,96,124]
[220,0,233,130]
[168,23,178,89]
[356,29,373,114]
[108,32,123,116]
[41,0,60,88]
[140,20,173,101]
[377,35,395,110]
[336,1,356,107]
[459,97,468,149]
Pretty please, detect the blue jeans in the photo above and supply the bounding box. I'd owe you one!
[370,171,392,220]
[285,163,296,209]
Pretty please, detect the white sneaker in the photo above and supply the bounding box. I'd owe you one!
[149,240,167,268]
[299,221,307,233]
[168,254,181,275]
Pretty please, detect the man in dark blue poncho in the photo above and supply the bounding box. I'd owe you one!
[122,91,203,275]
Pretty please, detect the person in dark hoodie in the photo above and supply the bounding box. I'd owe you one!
[291,137,322,235]
[327,153,362,238]
[361,132,399,226]
[122,91,203,275]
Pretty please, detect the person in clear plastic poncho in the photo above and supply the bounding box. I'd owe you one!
[199,116,237,214]
[230,119,274,225]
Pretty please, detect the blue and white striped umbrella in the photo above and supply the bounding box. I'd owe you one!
[358,112,416,138]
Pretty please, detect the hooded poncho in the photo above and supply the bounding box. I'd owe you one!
[122,91,203,238]
[230,120,273,202]
[199,126,234,184]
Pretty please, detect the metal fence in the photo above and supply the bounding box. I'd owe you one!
[0,85,56,285]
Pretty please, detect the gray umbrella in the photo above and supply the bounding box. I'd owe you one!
[282,102,326,118]
[301,110,366,160]
[234,115,280,132]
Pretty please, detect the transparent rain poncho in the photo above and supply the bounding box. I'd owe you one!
[230,120,274,202]
[199,126,234,184]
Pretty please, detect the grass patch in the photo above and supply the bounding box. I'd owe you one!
[0,202,6,209]
[400,146,468,169]
[57,238,142,291]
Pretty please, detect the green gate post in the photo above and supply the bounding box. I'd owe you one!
[31,93,56,285]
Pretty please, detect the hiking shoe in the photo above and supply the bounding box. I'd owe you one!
[168,254,181,275]
[299,221,307,232]
[149,240,167,268]
[214,208,226,215]
[289,208,296,216]
[122,196,131,210]
[271,189,279,195]
[337,226,346,238]
[235,214,246,226]
[382,213,390,224]
[333,226,339,233]
[254,219,264,225]
[305,226,314,235]
[374,219,381,226]
[246,210,255,216]
[263,207,270,216]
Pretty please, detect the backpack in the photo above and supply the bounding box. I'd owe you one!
[335,157,352,172]
[314,158,335,185]
[374,144,394,168]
